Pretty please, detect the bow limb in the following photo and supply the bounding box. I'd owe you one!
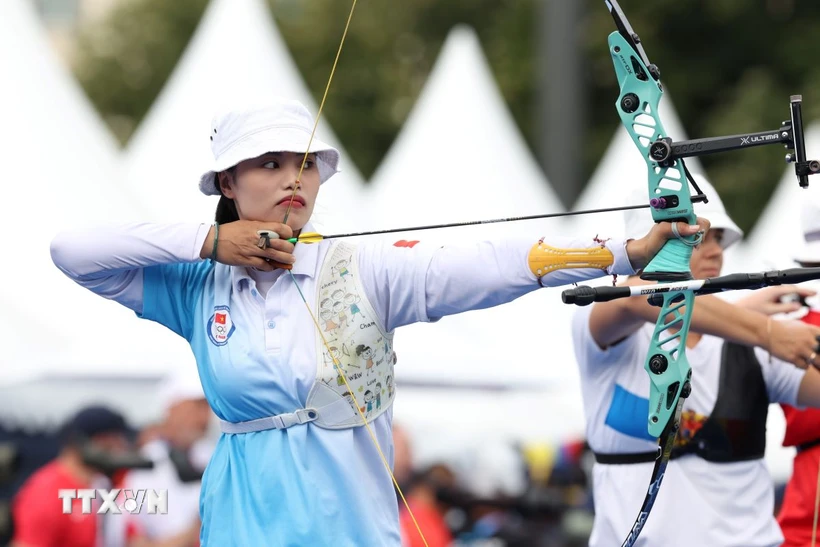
[604,2,698,544]
[618,290,691,547]
[602,3,820,544]
[606,2,700,437]
[278,3,430,546]
[620,397,683,547]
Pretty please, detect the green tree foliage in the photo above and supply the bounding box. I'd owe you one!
[72,0,209,142]
[72,0,820,233]
[269,0,536,181]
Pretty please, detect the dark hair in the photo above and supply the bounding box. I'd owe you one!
[214,166,240,224]
[58,405,130,448]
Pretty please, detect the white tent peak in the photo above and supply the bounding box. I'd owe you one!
[0,0,183,380]
[365,24,577,405]
[0,0,145,226]
[122,0,368,230]
[126,0,320,149]
[367,24,564,241]
[0,0,123,160]
[735,122,820,271]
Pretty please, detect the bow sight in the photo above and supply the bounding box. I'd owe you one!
[649,97,820,189]
[607,0,820,190]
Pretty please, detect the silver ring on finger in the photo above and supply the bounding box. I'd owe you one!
[671,223,703,247]
[257,230,280,249]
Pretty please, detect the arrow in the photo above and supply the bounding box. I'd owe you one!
[285,202,653,244]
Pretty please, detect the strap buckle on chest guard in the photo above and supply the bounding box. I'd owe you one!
[220,407,320,434]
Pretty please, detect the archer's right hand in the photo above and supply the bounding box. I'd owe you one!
[736,285,817,316]
[200,221,295,271]
[769,319,820,369]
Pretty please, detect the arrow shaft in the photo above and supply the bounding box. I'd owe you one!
[304,202,651,242]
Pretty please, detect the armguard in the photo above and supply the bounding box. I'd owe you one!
[529,238,614,284]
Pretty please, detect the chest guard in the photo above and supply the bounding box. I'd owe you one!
[217,241,397,435]
[303,241,397,429]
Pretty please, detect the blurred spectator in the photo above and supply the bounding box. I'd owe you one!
[393,422,413,488]
[451,441,535,546]
[112,370,213,547]
[135,424,164,450]
[777,196,820,547]
[10,405,137,547]
[395,424,453,547]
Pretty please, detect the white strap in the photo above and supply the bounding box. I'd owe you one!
[220,408,319,434]
[671,222,704,247]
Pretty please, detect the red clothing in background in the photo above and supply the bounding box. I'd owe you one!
[12,460,97,547]
[777,309,820,546]
[400,499,452,547]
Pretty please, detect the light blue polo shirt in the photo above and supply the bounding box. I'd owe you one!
[126,224,631,545]
[138,236,435,546]
[50,215,642,545]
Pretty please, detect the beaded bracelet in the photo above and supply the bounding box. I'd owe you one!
[210,222,220,262]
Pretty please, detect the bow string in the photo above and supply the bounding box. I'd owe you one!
[277,1,431,546]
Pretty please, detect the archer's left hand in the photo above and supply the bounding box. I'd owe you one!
[626,216,711,271]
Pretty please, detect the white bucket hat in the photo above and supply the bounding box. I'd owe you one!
[794,192,820,264]
[199,97,340,196]
[623,173,743,250]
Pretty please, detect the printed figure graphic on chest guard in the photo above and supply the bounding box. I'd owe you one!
[309,241,397,428]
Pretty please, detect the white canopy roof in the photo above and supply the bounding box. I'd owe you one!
[122,0,369,232]
[367,25,564,241]
[365,26,583,449]
[734,122,820,271]
[0,0,193,383]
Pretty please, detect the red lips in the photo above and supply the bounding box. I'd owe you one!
[278,196,305,207]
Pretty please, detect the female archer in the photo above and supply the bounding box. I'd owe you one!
[51,97,706,546]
